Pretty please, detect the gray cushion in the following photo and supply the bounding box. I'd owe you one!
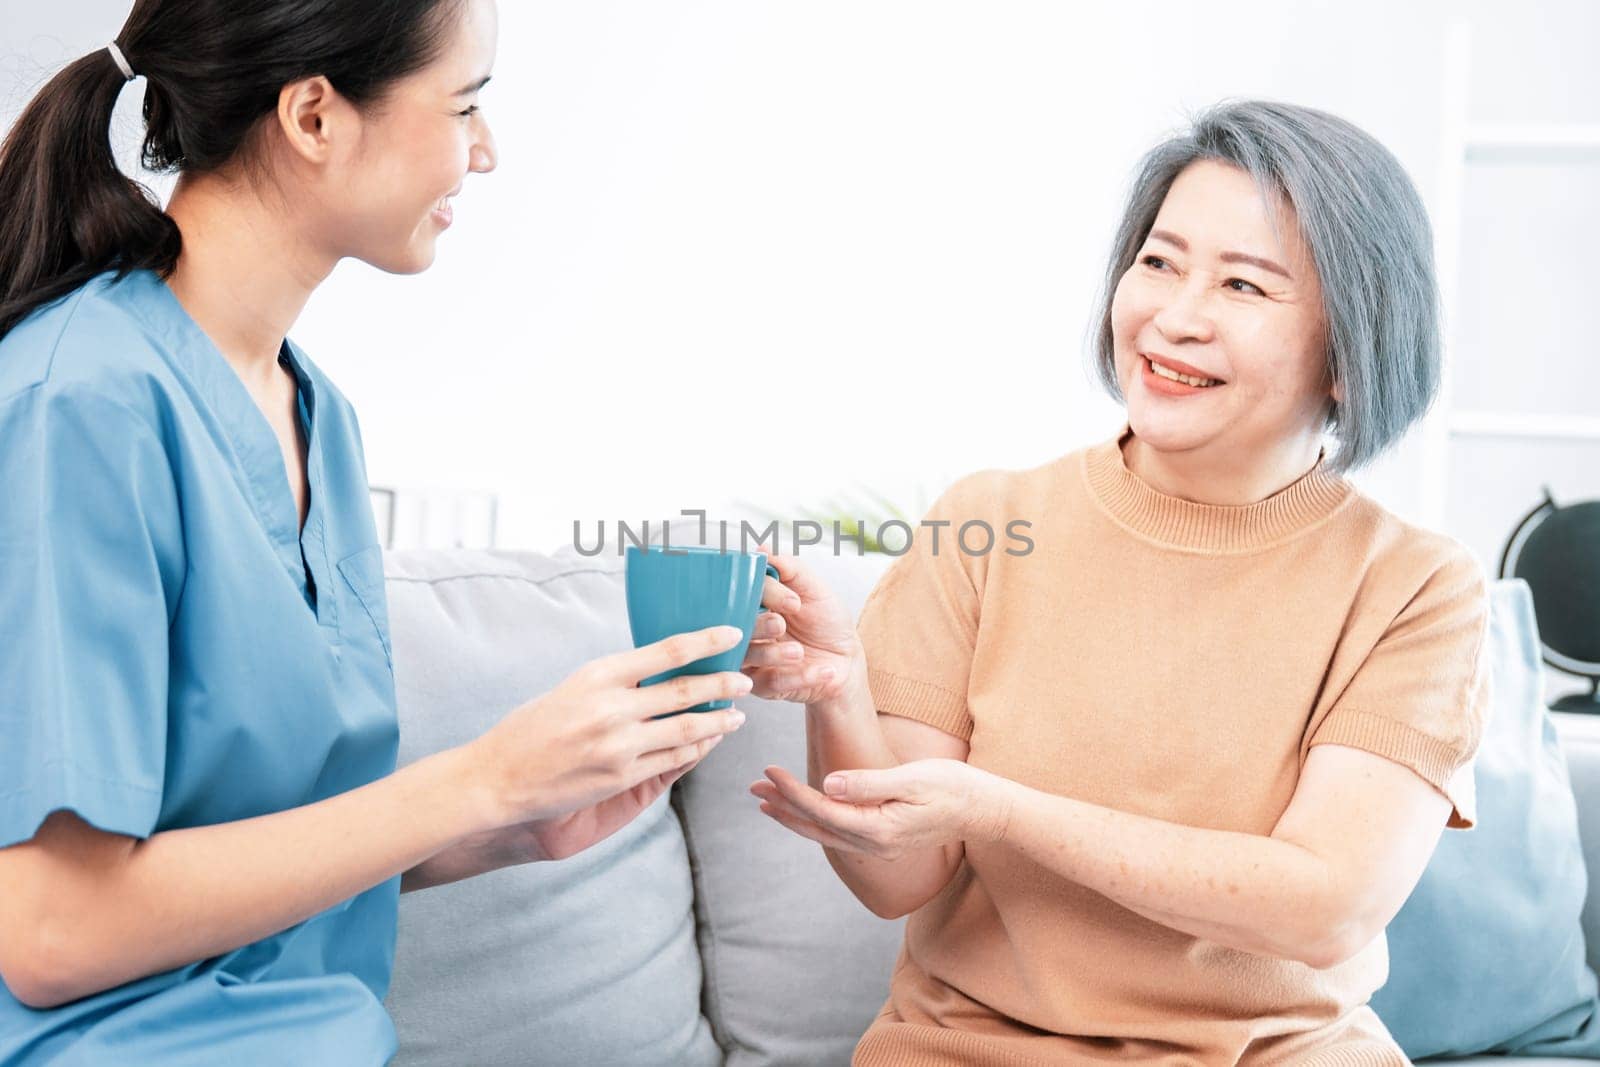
[382,549,719,1067]
[669,528,906,1066]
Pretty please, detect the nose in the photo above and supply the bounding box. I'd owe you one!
[470,120,498,175]
[1150,277,1215,345]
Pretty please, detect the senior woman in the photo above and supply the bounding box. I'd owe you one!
[740,99,1490,1066]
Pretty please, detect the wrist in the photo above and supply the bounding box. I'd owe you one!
[440,740,509,836]
[969,771,1019,845]
[467,820,543,871]
[805,647,871,720]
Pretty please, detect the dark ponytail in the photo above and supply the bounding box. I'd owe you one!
[0,48,178,339]
[0,0,466,341]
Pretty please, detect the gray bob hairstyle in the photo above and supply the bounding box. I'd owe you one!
[1091,100,1439,474]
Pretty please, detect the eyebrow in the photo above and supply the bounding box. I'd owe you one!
[1147,229,1292,280]
[454,74,492,96]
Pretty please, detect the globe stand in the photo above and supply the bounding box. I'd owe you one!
[1552,678,1600,714]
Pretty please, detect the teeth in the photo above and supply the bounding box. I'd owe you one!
[1149,358,1218,388]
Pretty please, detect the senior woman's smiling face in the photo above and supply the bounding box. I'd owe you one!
[1111,160,1339,478]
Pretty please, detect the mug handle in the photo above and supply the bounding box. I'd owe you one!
[755,561,780,614]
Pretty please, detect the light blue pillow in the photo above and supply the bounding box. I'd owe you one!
[1370,578,1600,1058]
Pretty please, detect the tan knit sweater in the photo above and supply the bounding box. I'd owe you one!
[851,425,1492,1067]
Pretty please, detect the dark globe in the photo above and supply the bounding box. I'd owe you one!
[1501,493,1600,713]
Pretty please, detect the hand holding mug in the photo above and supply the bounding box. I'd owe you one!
[740,546,864,706]
[466,625,752,829]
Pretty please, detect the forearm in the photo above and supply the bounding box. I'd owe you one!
[805,665,898,785]
[806,666,960,919]
[996,783,1338,964]
[401,823,525,893]
[34,745,491,1005]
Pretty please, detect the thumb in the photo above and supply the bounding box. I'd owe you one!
[823,765,915,803]
[757,543,831,604]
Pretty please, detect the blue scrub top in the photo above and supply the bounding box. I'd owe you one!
[0,269,401,1064]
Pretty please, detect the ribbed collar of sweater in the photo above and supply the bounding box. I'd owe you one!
[1083,424,1354,553]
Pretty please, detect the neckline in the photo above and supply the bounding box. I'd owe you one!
[1082,424,1352,553]
[110,268,327,611]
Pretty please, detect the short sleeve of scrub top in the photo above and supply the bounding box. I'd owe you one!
[0,269,402,1066]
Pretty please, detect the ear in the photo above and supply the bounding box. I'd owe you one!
[1329,374,1344,405]
[275,75,344,164]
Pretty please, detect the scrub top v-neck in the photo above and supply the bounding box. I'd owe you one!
[0,269,401,1064]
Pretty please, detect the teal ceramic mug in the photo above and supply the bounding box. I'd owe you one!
[625,544,778,714]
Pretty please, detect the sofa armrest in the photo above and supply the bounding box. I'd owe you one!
[1551,710,1600,981]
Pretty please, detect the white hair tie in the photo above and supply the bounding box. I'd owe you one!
[106,42,136,82]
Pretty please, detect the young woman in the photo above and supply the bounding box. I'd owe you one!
[741,101,1491,1065]
[0,1,761,1061]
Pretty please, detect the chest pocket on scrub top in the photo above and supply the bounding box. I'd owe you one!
[336,544,392,669]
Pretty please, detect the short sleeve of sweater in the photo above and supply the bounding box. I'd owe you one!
[1308,547,1492,829]
[854,476,991,741]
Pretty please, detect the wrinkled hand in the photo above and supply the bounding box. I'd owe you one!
[740,544,864,706]
[749,759,1013,860]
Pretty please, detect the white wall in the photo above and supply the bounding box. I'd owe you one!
[303,0,1476,554]
[4,4,1596,641]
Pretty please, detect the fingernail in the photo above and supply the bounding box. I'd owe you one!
[824,775,846,796]
[737,674,754,692]
[717,625,743,642]
[729,710,746,728]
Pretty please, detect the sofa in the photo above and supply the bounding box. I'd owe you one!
[378,531,1600,1066]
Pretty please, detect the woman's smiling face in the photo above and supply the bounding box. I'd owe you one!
[1110,160,1339,465]
[317,0,500,274]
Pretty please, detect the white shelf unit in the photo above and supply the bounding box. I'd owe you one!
[1465,123,1600,159]
[1449,412,1600,442]
[1420,20,1600,531]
